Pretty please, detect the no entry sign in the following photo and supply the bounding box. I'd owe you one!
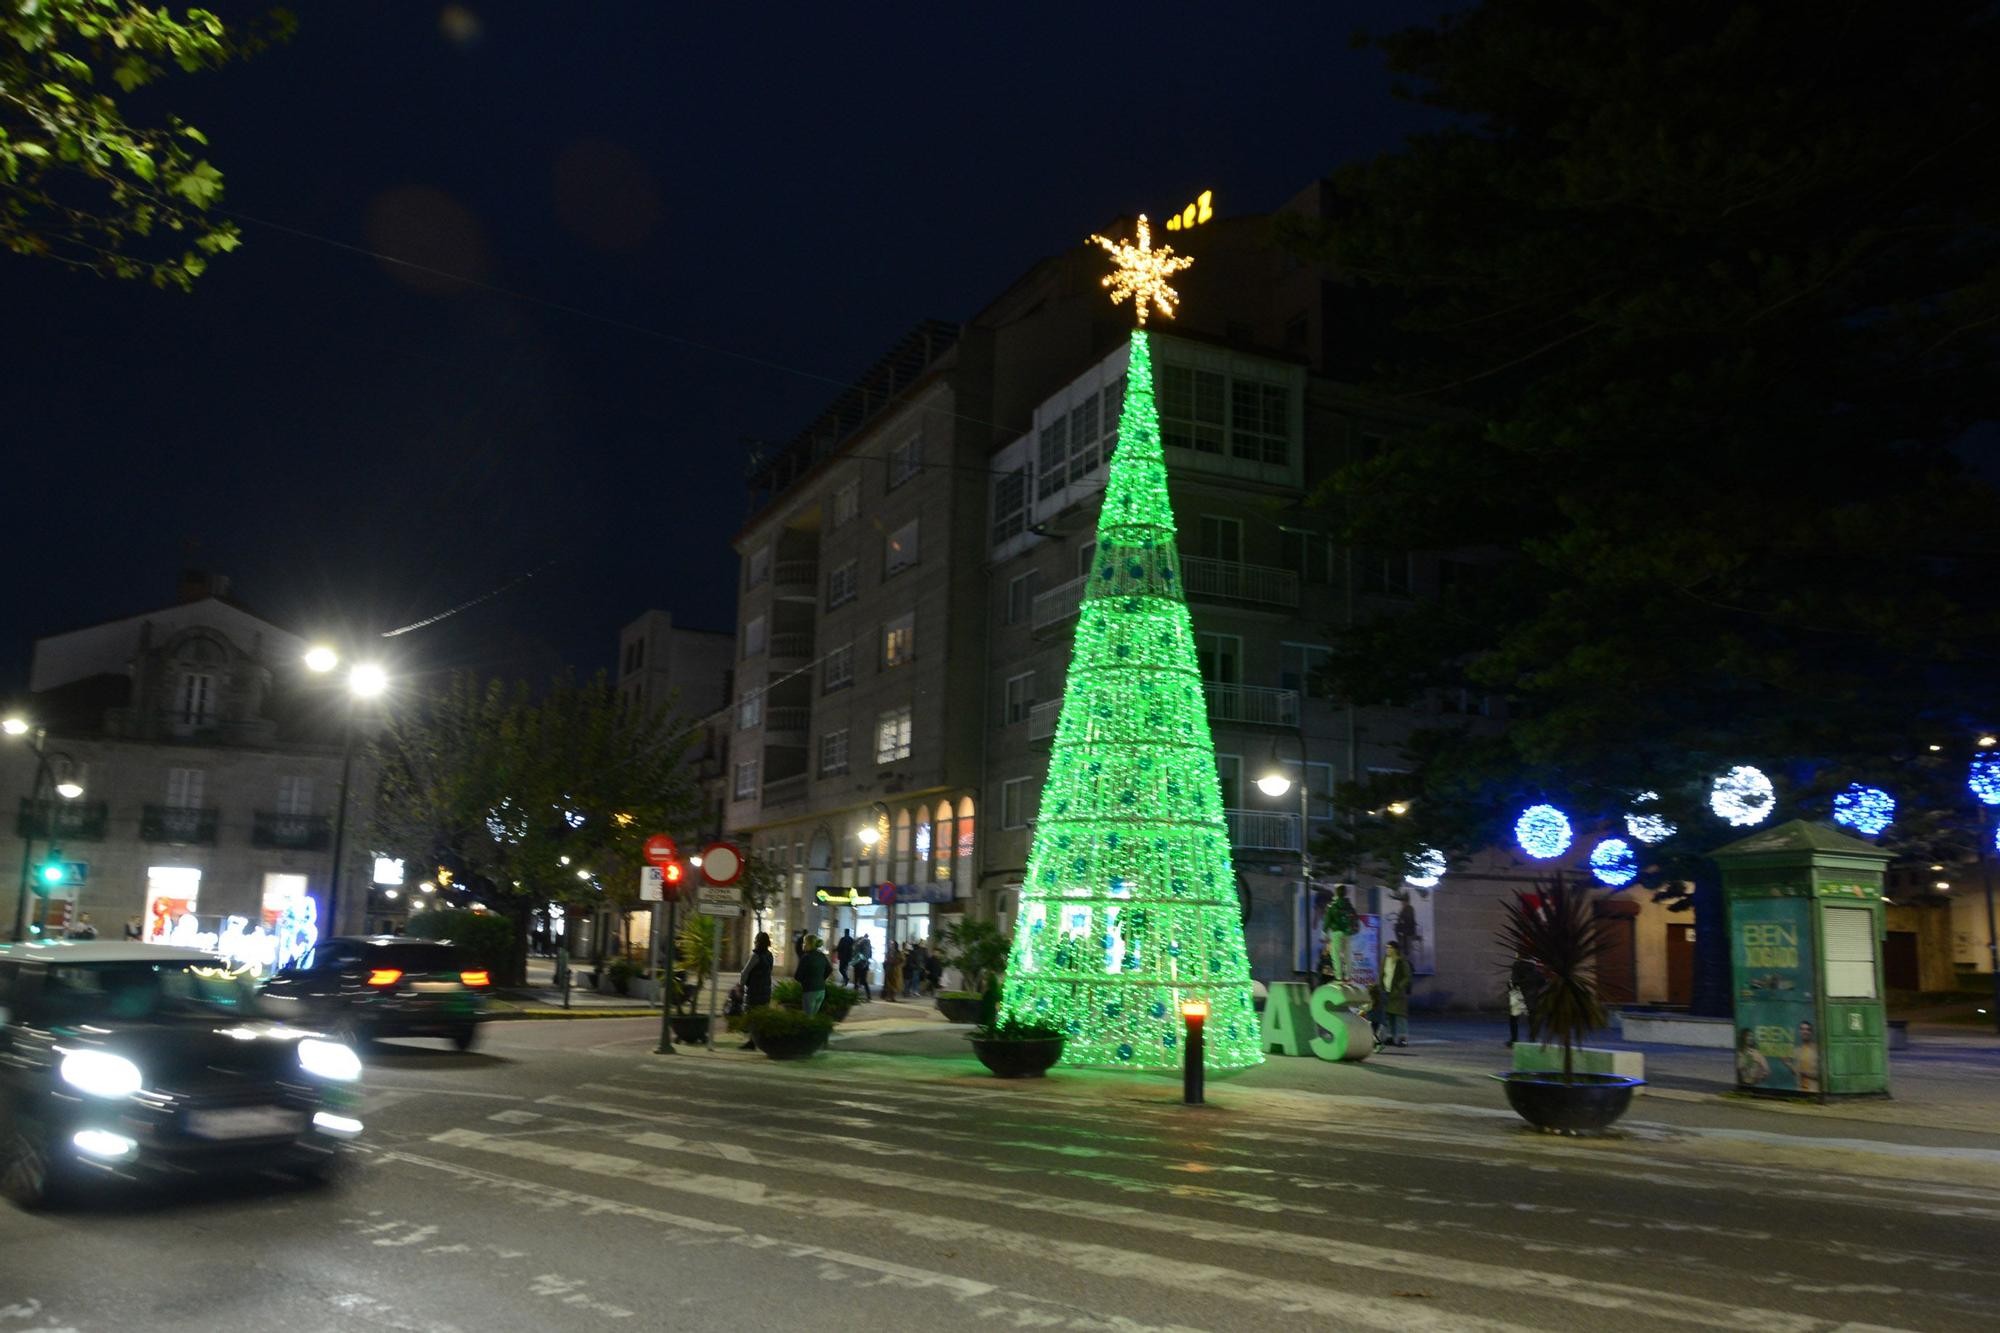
[643,834,678,868]
[700,842,743,886]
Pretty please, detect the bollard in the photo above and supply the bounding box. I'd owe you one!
[1181,999,1208,1105]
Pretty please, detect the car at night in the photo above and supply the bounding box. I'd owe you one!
[257,936,490,1051]
[0,941,363,1209]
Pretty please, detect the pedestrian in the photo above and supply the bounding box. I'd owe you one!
[852,932,874,1001]
[739,931,775,1049]
[123,916,142,941]
[1506,954,1538,1047]
[795,936,832,1017]
[835,929,855,985]
[1315,941,1337,990]
[925,948,944,995]
[1379,940,1413,1047]
[905,941,927,996]
[883,941,903,1003]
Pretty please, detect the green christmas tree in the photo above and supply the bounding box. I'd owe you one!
[998,325,1263,1070]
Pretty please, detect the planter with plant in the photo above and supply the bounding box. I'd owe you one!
[771,979,859,1023]
[664,914,718,1043]
[743,1005,833,1060]
[1497,875,1645,1133]
[968,1010,1066,1078]
[606,955,639,997]
[936,918,1009,1023]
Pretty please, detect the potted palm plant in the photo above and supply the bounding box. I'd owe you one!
[1496,875,1644,1133]
[668,914,717,1045]
[935,919,1009,1024]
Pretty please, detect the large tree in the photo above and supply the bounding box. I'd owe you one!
[1,2,290,288]
[1286,1,2000,1011]
[370,671,701,983]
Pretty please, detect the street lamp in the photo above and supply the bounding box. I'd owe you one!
[303,645,339,674]
[306,643,390,940]
[5,720,85,942]
[1969,744,2000,1034]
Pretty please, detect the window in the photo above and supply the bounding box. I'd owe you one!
[1198,515,1243,563]
[177,672,215,728]
[1441,687,1494,718]
[275,775,313,815]
[734,760,759,799]
[882,613,915,667]
[1005,571,1042,625]
[1196,632,1242,684]
[1002,777,1036,829]
[1003,672,1035,724]
[818,729,850,777]
[1360,551,1413,596]
[1077,541,1097,577]
[1281,530,1334,583]
[1102,376,1125,441]
[1280,643,1333,699]
[746,546,771,588]
[1230,380,1290,464]
[885,520,920,576]
[875,706,913,763]
[737,690,762,730]
[743,615,767,657]
[832,481,860,527]
[1160,364,1225,453]
[827,560,858,609]
[888,437,922,490]
[1215,755,1242,808]
[167,768,205,809]
[1037,418,1069,499]
[1068,395,1101,484]
[992,466,1029,543]
[1436,559,1479,595]
[622,638,645,674]
[1281,760,1337,821]
[823,643,854,693]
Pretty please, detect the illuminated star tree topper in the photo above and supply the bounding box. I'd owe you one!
[1089,213,1194,326]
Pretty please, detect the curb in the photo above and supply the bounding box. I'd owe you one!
[488,1008,660,1021]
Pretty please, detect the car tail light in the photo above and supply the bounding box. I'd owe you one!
[459,970,489,987]
[367,968,403,987]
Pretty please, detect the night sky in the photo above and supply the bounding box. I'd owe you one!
[5,1,1449,692]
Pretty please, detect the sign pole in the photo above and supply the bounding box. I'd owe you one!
[706,915,722,1049]
[655,895,678,1055]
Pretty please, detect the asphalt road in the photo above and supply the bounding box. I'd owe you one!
[3,1017,1997,1333]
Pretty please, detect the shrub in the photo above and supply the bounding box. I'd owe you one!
[939,918,1010,994]
[742,1005,834,1042]
[770,978,858,1021]
[772,978,802,1007]
[976,1014,1064,1042]
[405,909,513,979]
[606,956,639,995]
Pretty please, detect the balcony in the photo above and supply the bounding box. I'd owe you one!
[769,631,815,661]
[1204,683,1299,728]
[762,773,808,808]
[252,811,332,851]
[1026,699,1062,743]
[766,705,811,737]
[16,797,108,842]
[1030,575,1086,634]
[1182,556,1299,609]
[773,559,818,595]
[141,805,219,846]
[1225,808,1299,852]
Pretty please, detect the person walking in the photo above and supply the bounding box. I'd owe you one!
[739,931,775,1049]
[795,936,832,1017]
[905,941,927,996]
[883,941,903,1003]
[925,946,944,995]
[851,932,875,1001]
[1379,940,1413,1047]
[835,929,855,985]
[1506,954,1538,1047]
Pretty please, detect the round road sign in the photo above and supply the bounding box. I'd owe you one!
[700,842,743,886]
[644,834,678,868]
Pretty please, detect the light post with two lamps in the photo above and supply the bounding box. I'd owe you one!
[4,714,87,942]
[303,646,389,938]
[1970,733,2000,1034]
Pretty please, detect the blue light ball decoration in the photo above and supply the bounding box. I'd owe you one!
[1623,791,1677,845]
[1708,765,1776,827]
[1588,837,1639,889]
[1969,754,2000,808]
[1514,804,1574,860]
[1831,783,1896,837]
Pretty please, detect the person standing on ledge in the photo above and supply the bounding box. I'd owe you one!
[795,936,831,1017]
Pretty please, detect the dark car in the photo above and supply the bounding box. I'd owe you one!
[0,941,364,1209]
[258,937,488,1051]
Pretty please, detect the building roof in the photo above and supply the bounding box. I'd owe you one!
[1711,819,1893,863]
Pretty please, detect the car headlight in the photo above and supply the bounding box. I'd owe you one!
[59,1050,143,1099]
[297,1038,362,1082]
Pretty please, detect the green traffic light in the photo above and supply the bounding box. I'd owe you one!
[39,863,65,886]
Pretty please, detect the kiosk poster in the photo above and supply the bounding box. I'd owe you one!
[1731,896,1818,1094]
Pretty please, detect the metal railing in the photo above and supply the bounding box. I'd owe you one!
[252,812,332,851]
[762,773,808,807]
[765,705,811,735]
[1224,808,1299,851]
[774,559,818,588]
[1030,575,1086,633]
[1204,682,1300,727]
[1182,556,1300,608]
[1026,699,1061,741]
[769,632,815,660]
[16,797,109,842]
[141,805,219,846]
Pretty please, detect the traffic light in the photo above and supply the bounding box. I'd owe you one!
[34,861,65,894]
[662,860,685,889]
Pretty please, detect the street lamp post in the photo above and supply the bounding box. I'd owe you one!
[1257,730,1315,892]
[1971,738,2000,1035]
[5,718,84,943]
[306,649,389,938]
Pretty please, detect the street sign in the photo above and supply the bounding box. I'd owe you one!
[700,841,743,886]
[643,834,678,868]
[638,866,664,902]
[876,881,898,903]
[695,881,741,917]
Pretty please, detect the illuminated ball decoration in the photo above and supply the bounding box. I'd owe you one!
[1969,754,2000,807]
[1514,804,1574,860]
[1831,783,1896,837]
[995,329,1260,1071]
[1623,791,1677,845]
[1588,838,1640,889]
[1708,766,1776,827]
[1404,846,1446,890]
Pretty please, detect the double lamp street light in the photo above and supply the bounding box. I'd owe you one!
[303,645,388,937]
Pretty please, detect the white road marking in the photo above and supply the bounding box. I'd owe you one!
[488,1109,543,1124]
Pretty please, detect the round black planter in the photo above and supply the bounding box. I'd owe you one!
[1497,1072,1645,1133]
[970,1035,1065,1078]
[668,1014,711,1045]
[756,1028,830,1061]
[936,994,984,1025]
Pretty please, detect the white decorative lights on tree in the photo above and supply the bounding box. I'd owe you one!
[1514,804,1573,860]
[1087,214,1194,326]
[1588,837,1639,888]
[1831,783,1896,837]
[1404,846,1446,890]
[1709,765,1776,826]
[1623,791,1676,844]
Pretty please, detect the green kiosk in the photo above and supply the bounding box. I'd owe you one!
[1712,820,1893,1099]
